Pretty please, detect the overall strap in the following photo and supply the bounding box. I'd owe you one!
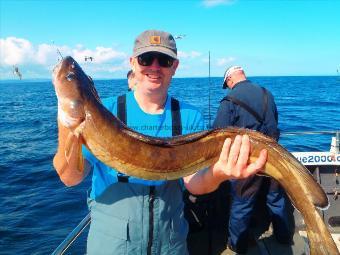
[224,87,269,124]
[117,94,127,125]
[261,87,268,121]
[171,97,182,136]
[225,95,263,124]
[116,94,128,182]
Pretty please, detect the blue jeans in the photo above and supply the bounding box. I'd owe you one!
[228,176,294,253]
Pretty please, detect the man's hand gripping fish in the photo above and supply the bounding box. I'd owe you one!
[52,56,339,255]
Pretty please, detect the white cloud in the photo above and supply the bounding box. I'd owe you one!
[73,46,126,64]
[0,36,128,79]
[202,0,235,8]
[0,37,34,65]
[216,56,235,66]
[36,43,65,65]
[0,37,127,67]
[178,51,202,59]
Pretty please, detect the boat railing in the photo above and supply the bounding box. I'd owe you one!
[51,213,91,255]
[281,130,339,137]
[50,130,340,255]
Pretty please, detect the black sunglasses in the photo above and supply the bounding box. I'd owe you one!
[137,52,175,68]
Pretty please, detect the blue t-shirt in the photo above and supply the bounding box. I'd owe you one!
[83,91,205,198]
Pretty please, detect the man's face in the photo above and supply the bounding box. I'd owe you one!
[130,52,179,93]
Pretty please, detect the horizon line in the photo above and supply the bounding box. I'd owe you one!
[1,74,340,82]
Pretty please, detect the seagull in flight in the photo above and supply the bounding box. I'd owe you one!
[85,56,94,62]
[13,66,22,80]
[174,34,186,39]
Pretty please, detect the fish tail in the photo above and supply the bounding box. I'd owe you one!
[249,130,327,208]
[287,156,329,208]
[260,144,338,254]
[305,201,339,254]
[263,147,329,208]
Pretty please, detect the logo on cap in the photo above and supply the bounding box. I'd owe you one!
[150,36,161,45]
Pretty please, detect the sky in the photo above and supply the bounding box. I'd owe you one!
[1,0,340,80]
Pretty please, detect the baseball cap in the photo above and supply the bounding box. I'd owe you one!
[132,30,177,59]
[222,66,243,89]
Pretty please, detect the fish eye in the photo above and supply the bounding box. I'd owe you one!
[66,72,76,81]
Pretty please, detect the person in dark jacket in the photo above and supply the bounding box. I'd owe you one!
[213,66,294,254]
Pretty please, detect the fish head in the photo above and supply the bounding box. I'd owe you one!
[52,56,97,127]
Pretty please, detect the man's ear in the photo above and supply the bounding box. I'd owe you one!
[227,77,233,88]
[130,57,136,72]
[171,60,179,75]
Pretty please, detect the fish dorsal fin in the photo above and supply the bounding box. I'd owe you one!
[87,76,101,104]
[121,127,213,147]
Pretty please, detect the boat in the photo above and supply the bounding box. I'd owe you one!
[51,131,340,255]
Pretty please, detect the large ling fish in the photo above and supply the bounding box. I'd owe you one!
[52,56,339,254]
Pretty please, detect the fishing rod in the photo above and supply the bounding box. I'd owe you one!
[56,48,64,60]
[51,40,64,60]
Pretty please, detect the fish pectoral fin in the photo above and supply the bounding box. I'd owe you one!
[65,128,85,173]
[73,120,86,137]
[77,140,84,173]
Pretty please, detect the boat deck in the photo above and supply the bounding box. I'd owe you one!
[222,229,307,255]
[188,226,340,255]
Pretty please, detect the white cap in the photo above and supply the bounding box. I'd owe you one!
[222,66,243,89]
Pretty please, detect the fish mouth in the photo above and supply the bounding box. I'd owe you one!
[52,60,63,84]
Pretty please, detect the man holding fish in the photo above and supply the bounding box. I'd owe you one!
[52,30,268,254]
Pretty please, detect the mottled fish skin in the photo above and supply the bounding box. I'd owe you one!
[53,56,339,255]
